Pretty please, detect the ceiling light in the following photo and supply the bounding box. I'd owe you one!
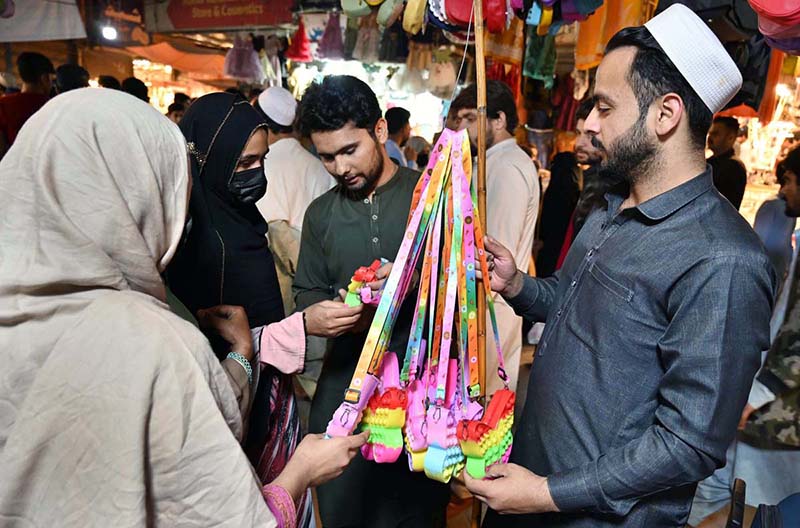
[102,25,117,40]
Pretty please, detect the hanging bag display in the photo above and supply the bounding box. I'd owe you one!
[341,0,372,18]
[403,0,428,34]
[325,129,514,485]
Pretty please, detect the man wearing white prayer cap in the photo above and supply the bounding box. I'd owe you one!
[255,87,334,314]
[467,4,776,527]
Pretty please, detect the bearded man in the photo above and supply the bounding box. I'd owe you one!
[293,75,450,528]
[466,5,776,527]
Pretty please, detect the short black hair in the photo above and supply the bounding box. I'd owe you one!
[576,99,594,122]
[121,77,149,102]
[297,75,382,137]
[17,52,54,84]
[167,102,185,114]
[174,92,190,105]
[385,107,411,135]
[783,145,800,180]
[98,75,121,90]
[712,116,739,135]
[55,64,89,93]
[776,162,786,186]
[605,26,714,150]
[450,80,519,135]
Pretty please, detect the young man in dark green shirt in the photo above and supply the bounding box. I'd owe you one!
[293,75,449,527]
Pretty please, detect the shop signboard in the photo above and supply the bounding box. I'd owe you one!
[144,0,292,32]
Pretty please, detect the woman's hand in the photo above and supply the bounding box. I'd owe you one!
[272,431,369,501]
[197,305,254,360]
[304,300,364,338]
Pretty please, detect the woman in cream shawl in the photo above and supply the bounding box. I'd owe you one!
[0,88,364,527]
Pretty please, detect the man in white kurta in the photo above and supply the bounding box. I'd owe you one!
[255,87,334,315]
[453,80,540,393]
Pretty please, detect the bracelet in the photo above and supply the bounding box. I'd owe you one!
[226,351,253,386]
[262,484,297,528]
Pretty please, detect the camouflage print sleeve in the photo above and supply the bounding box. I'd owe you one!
[758,300,800,396]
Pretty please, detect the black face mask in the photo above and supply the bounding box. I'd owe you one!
[228,167,267,204]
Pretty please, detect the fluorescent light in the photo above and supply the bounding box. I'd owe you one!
[102,26,117,40]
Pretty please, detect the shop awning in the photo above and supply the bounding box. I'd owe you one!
[125,42,226,78]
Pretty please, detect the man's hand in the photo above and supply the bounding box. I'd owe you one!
[738,404,756,430]
[404,145,419,164]
[366,261,394,293]
[365,262,419,297]
[304,300,364,338]
[484,236,524,298]
[197,305,254,360]
[463,463,558,515]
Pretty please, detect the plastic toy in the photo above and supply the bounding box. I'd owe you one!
[344,259,385,307]
[360,352,407,463]
[457,388,515,479]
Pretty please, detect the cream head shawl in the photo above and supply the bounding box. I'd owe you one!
[0,89,275,527]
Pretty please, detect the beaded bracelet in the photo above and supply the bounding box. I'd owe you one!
[262,484,297,528]
[226,351,253,386]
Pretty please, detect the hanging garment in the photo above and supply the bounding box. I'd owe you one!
[487,61,522,101]
[574,0,653,70]
[552,74,579,131]
[224,36,266,83]
[485,16,525,65]
[286,16,313,62]
[353,12,382,63]
[574,0,607,69]
[523,28,556,89]
[318,11,345,60]
[656,0,759,40]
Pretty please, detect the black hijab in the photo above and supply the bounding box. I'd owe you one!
[167,93,284,332]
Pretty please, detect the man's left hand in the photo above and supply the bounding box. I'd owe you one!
[365,262,419,296]
[463,463,559,515]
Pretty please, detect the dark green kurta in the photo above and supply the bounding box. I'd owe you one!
[293,166,448,528]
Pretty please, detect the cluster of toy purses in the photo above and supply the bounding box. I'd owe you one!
[345,259,386,307]
[325,128,514,483]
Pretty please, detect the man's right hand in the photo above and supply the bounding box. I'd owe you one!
[484,236,524,299]
[304,300,364,338]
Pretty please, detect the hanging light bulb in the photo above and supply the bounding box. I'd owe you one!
[102,25,118,40]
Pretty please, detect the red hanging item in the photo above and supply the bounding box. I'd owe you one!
[285,16,312,62]
[749,0,800,26]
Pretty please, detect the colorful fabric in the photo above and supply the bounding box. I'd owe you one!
[743,252,800,448]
